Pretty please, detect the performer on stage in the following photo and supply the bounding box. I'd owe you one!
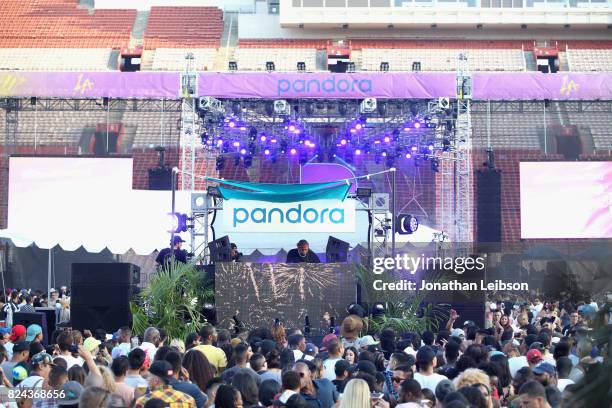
[230,243,243,262]
[286,240,321,264]
[156,236,188,266]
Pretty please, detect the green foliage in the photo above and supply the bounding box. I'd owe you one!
[355,264,449,334]
[131,261,214,341]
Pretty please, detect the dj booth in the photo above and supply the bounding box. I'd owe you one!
[213,262,357,331]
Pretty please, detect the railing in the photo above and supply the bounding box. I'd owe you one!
[290,0,611,7]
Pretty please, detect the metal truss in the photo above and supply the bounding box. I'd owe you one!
[179,53,200,191]
[1,98,182,112]
[1,99,19,155]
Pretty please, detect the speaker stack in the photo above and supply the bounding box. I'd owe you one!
[71,263,140,332]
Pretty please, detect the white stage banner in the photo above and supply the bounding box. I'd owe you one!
[221,199,356,233]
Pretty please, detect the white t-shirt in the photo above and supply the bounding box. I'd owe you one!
[557,378,574,392]
[292,349,313,362]
[18,376,45,388]
[56,354,84,369]
[323,358,342,381]
[508,356,528,378]
[112,342,132,359]
[139,342,158,362]
[413,372,447,392]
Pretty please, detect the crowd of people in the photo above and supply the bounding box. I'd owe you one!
[0,291,609,408]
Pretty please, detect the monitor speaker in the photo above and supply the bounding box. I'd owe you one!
[326,236,349,263]
[208,236,231,263]
[148,167,174,190]
[71,263,140,331]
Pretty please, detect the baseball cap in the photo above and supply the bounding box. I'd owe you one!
[450,328,465,338]
[26,324,43,342]
[10,325,26,342]
[172,236,186,244]
[462,320,476,328]
[12,364,29,383]
[356,360,377,376]
[57,381,83,406]
[526,349,543,363]
[13,341,30,353]
[529,342,545,353]
[357,335,379,348]
[0,327,11,336]
[304,343,317,355]
[149,360,174,382]
[321,333,338,350]
[31,352,55,367]
[84,337,101,353]
[533,362,556,376]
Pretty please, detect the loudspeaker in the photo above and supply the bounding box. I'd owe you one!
[34,307,57,345]
[13,312,50,346]
[326,236,349,263]
[148,167,174,190]
[93,131,119,155]
[71,263,140,332]
[208,236,231,263]
[476,170,501,250]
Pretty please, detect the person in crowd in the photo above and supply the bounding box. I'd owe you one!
[33,365,68,408]
[518,380,552,408]
[183,348,216,393]
[396,379,422,408]
[18,295,36,313]
[554,357,574,392]
[259,378,281,408]
[286,240,320,263]
[2,291,19,328]
[156,235,188,266]
[250,353,267,374]
[164,350,207,408]
[68,364,86,385]
[55,380,83,408]
[195,325,228,373]
[272,321,287,349]
[140,327,161,363]
[338,378,377,408]
[288,334,312,362]
[230,243,243,262]
[413,346,447,393]
[79,386,111,408]
[259,349,282,385]
[276,371,308,408]
[340,315,363,350]
[55,331,83,369]
[215,384,242,408]
[134,360,196,408]
[204,378,224,408]
[434,379,455,407]
[292,361,338,408]
[112,326,132,359]
[562,311,581,336]
[221,342,260,385]
[111,355,136,406]
[17,351,54,389]
[2,341,29,385]
[186,333,201,350]
[125,347,149,390]
[332,359,350,393]
[342,346,358,365]
[5,324,27,359]
[232,370,260,408]
[26,324,44,344]
[322,340,343,382]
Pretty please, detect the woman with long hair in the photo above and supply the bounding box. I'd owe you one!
[338,379,372,408]
[215,384,243,408]
[343,347,359,365]
[271,321,287,349]
[183,349,216,392]
[232,371,260,408]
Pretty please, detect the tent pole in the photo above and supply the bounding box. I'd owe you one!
[48,248,52,301]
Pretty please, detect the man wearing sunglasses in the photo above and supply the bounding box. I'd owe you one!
[292,361,338,408]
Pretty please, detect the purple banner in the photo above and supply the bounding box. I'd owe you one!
[199,72,455,99]
[472,72,612,101]
[0,71,179,99]
[1,70,612,100]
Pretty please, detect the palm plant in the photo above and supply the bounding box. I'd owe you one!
[131,261,214,340]
[355,264,449,334]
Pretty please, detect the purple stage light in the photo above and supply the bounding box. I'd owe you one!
[216,139,223,146]
[340,139,347,146]
[239,126,246,131]
[294,129,301,134]
[288,125,296,132]
[308,143,316,148]
[428,144,434,151]
[414,122,421,129]
[240,148,247,155]
[290,148,297,155]
[355,123,363,130]
[271,138,277,144]
[350,128,357,134]
[228,121,235,128]
[382,151,387,157]
[264,149,271,155]
[304,140,310,146]
[260,135,267,142]
[411,145,418,151]
[405,153,412,159]
[206,140,213,145]
[384,136,391,143]
[232,141,240,147]
[355,149,362,155]
[374,140,381,144]
[404,127,411,132]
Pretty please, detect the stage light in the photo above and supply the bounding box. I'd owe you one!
[411,145,418,152]
[397,214,419,234]
[360,98,377,114]
[240,148,247,155]
[381,150,387,157]
[216,139,223,147]
[266,61,275,71]
[231,102,242,116]
[229,61,238,71]
[308,143,316,149]
[405,153,411,159]
[349,128,356,134]
[355,123,363,130]
[431,157,439,173]
[347,62,356,73]
[428,143,434,151]
[288,124,296,132]
[239,126,246,131]
[305,102,315,116]
[207,185,222,198]
[384,136,391,143]
[260,134,267,142]
[412,61,421,72]
[248,127,257,141]
[271,138,277,144]
[304,140,311,146]
[414,122,421,129]
[290,148,297,155]
[355,149,362,155]
[294,129,301,134]
[297,61,306,71]
[338,102,348,116]
[228,121,236,128]
[404,126,411,132]
[215,156,225,170]
[340,139,347,146]
[167,212,188,233]
[264,148,271,156]
[232,141,240,148]
[380,62,389,72]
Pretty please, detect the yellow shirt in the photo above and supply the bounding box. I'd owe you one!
[193,344,228,371]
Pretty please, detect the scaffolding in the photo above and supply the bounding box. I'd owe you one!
[179,53,200,192]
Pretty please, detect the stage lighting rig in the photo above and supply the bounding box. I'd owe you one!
[297,61,306,72]
[198,97,224,114]
[397,214,419,235]
[167,212,189,233]
[380,62,389,72]
[228,61,238,71]
[266,61,276,71]
[274,100,290,115]
[360,98,377,114]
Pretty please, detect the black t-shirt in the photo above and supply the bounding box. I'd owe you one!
[155,248,187,265]
[286,249,321,263]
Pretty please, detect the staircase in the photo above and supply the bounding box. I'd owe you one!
[558,51,570,72]
[524,51,537,71]
[214,12,239,71]
[131,10,150,41]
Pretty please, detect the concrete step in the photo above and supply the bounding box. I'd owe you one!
[131,10,150,40]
